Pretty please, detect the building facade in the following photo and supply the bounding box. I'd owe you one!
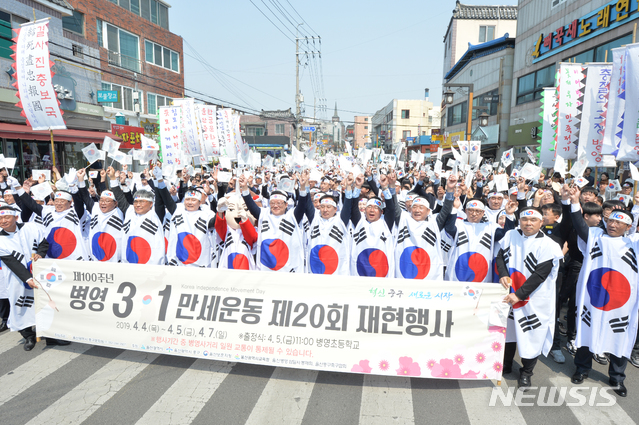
[442,1,518,77]
[371,99,439,153]
[240,110,294,156]
[441,35,515,159]
[353,115,371,149]
[508,0,638,162]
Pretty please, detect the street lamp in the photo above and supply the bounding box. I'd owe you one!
[444,83,474,142]
[478,112,489,127]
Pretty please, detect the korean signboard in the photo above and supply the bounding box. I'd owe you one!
[111,124,145,150]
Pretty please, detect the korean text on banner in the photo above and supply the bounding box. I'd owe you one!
[172,98,202,157]
[159,106,183,167]
[217,109,236,159]
[579,63,612,166]
[540,88,557,168]
[13,21,66,130]
[617,44,639,162]
[34,259,507,381]
[556,63,583,160]
[196,105,220,157]
[601,47,627,155]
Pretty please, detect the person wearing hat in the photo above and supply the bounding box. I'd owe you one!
[240,173,306,273]
[76,172,124,263]
[497,206,564,390]
[444,188,518,283]
[349,172,397,278]
[17,171,88,261]
[568,186,637,397]
[0,204,69,350]
[108,166,167,265]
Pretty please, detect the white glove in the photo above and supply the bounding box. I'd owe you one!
[7,176,20,189]
[238,209,248,222]
[152,166,163,181]
[217,197,228,213]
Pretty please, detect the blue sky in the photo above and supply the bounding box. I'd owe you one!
[170,0,518,124]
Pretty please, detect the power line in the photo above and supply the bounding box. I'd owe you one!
[248,0,295,43]
[283,0,318,35]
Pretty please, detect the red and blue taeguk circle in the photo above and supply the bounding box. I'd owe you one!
[91,232,117,261]
[586,267,631,311]
[46,227,77,259]
[454,252,488,282]
[126,236,152,264]
[309,244,339,274]
[228,253,250,270]
[508,268,529,309]
[260,238,289,270]
[176,232,202,265]
[356,248,389,277]
[399,246,430,279]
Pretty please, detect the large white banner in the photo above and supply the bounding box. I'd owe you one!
[579,63,612,166]
[34,260,507,381]
[617,43,639,162]
[196,105,220,157]
[556,63,582,160]
[172,98,202,157]
[14,20,66,130]
[159,106,184,167]
[601,47,627,155]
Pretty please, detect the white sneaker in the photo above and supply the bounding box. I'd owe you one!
[566,340,577,356]
[550,349,565,364]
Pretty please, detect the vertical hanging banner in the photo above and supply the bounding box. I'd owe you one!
[602,47,627,155]
[579,63,612,166]
[233,113,250,163]
[556,63,583,160]
[196,105,220,157]
[217,109,236,160]
[539,89,557,168]
[617,43,639,162]
[172,98,202,157]
[159,105,183,168]
[12,20,66,130]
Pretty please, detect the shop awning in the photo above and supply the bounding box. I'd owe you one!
[0,123,122,144]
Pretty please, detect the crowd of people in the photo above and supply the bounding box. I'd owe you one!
[0,157,637,397]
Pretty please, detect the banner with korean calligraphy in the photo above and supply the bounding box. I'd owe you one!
[111,124,144,150]
[159,106,184,167]
[556,63,583,160]
[217,108,237,159]
[579,63,612,166]
[172,98,202,157]
[196,105,220,157]
[539,88,557,168]
[12,20,66,130]
[601,47,627,155]
[34,259,507,381]
[616,43,639,162]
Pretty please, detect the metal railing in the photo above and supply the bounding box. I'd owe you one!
[107,50,140,73]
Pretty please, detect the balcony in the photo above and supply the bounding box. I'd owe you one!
[107,50,140,73]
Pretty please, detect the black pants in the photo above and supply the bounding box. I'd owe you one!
[19,326,35,340]
[0,298,9,322]
[551,261,564,350]
[504,342,539,377]
[562,260,582,341]
[574,346,627,384]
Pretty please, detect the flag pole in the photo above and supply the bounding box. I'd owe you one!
[50,129,56,182]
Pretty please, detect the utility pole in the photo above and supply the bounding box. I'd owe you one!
[295,23,303,150]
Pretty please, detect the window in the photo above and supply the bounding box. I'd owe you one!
[275,124,285,135]
[62,10,84,35]
[72,44,83,57]
[364,117,368,121]
[110,0,169,30]
[364,126,368,129]
[101,22,140,72]
[0,11,28,60]
[479,26,495,43]
[401,110,410,119]
[516,64,556,105]
[472,89,499,120]
[102,82,142,112]
[447,102,467,126]
[564,34,633,64]
[96,18,103,47]
[147,93,171,115]
[246,126,264,137]
[144,40,180,72]
[402,130,411,139]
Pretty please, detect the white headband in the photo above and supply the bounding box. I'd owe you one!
[520,209,543,220]
[466,200,485,210]
[487,192,504,199]
[270,194,287,202]
[100,190,115,201]
[320,198,337,208]
[411,198,430,208]
[313,193,324,201]
[608,210,632,225]
[54,191,72,201]
[0,209,19,216]
[367,199,383,210]
[405,194,417,202]
[184,190,201,200]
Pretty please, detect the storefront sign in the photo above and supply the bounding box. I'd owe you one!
[97,90,119,103]
[111,124,145,149]
[34,259,507,381]
[442,131,464,149]
[532,0,638,63]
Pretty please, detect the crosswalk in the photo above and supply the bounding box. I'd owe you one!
[1,331,639,425]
